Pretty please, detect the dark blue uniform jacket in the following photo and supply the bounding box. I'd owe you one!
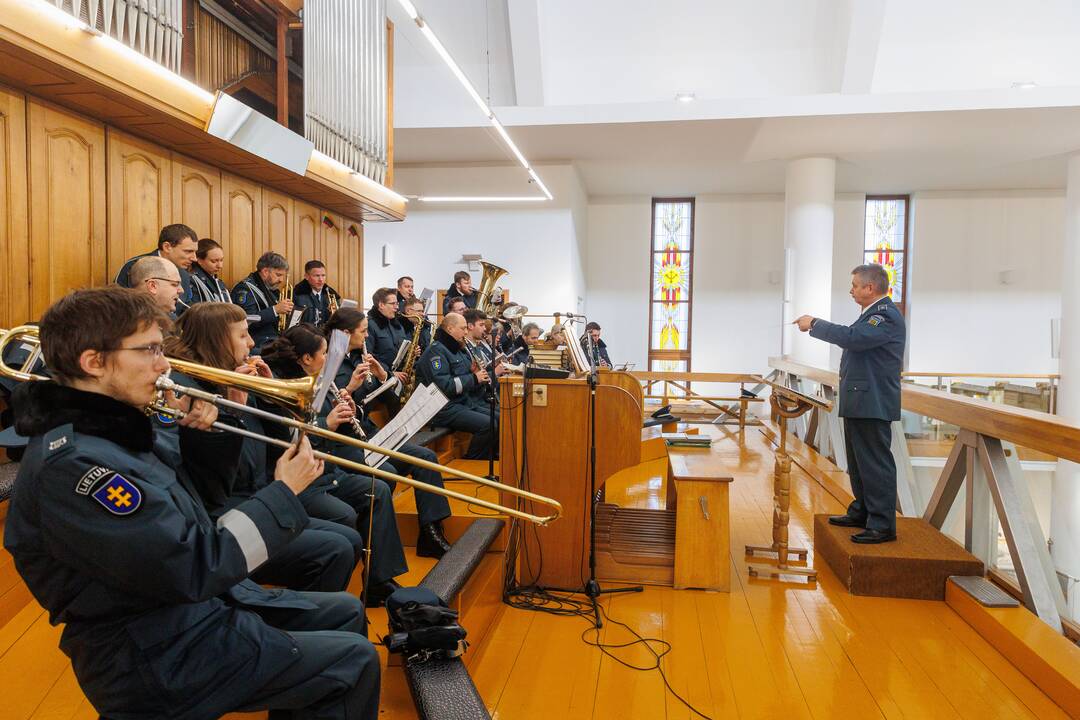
[4,381,316,720]
[365,308,408,373]
[232,272,281,351]
[809,296,907,421]
[416,328,487,417]
[293,279,341,327]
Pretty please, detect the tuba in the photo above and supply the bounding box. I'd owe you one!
[475,261,508,315]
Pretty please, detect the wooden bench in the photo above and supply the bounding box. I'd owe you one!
[667,449,733,592]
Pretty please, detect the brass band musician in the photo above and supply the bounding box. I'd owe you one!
[232,252,293,352]
[293,260,342,327]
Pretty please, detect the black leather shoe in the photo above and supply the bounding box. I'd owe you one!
[828,514,866,528]
[365,578,402,608]
[416,522,452,559]
[851,529,897,544]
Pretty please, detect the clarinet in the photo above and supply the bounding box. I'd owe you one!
[329,381,367,439]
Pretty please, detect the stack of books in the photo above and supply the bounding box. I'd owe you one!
[661,432,712,448]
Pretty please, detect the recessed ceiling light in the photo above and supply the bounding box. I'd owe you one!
[1011,81,1037,90]
[675,92,696,103]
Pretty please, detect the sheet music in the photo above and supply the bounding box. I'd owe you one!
[287,309,303,329]
[360,375,400,405]
[419,288,434,311]
[311,330,349,415]
[341,298,358,309]
[364,383,448,469]
[391,339,413,371]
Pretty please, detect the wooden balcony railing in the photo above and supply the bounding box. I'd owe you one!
[767,356,1075,636]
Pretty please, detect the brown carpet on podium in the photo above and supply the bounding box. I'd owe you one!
[814,514,984,600]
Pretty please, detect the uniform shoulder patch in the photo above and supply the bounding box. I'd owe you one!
[91,473,142,515]
[43,425,75,458]
[235,289,249,304]
[431,356,444,371]
[76,466,114,495]
[868,314,885,327]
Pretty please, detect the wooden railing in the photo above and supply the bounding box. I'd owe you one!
[629,371,764,427]
[767,356,1075,635]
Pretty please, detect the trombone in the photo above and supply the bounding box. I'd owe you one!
[0,325,562,526]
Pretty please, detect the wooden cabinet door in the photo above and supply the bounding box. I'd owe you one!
[220,173,262,286]
[107,130,171,276]
[0,86,29,328]
[27,100,106,317]
[171,154,221,243]
[341,217,363,303]
[320,210,343,299]
[263,190,295,281]
[293,200,322,284]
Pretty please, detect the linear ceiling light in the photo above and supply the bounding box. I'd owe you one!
[417,196,549,203]
[396,0,552,202]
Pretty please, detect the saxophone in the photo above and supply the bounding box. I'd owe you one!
[399,312,425,403]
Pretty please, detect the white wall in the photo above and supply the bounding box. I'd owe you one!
[370,164,1066,379]
[907,190,1064,374]
[363,164,588,317]
[584,194,786,379]
[585,197,651,369]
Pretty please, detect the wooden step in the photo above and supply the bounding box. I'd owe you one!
[392,460,507,552]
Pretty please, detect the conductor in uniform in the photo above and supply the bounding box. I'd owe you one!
[795,263,906,544]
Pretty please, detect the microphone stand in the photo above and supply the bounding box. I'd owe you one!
[485,338,498,481]
[581,322,641,628]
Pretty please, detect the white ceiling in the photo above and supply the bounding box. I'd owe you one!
[387,0,1080,196]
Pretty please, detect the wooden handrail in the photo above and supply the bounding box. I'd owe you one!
[904,372,1059,381]
[768,357,1080,464]
[630,371,762,383]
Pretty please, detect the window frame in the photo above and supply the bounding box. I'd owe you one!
[647,197,696,374]
[862,194,911,316]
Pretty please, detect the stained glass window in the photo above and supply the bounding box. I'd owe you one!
[648,199,695,372]
[863,197,909,312]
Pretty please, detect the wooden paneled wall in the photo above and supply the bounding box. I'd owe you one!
[0,83,365,328]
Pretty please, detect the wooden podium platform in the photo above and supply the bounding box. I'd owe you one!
[498,375,641,589]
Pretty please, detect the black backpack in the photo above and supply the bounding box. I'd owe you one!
[384,587,468,664]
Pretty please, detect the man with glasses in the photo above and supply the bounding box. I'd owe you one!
[129,256,183,317]
[115,224,198,315]
[4,286,380,719]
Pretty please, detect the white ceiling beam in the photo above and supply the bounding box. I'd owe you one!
[507,0,544,106]
[835,0,888,95]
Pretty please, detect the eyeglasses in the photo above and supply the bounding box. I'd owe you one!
[114,343,165,358]
[149,277,182,289]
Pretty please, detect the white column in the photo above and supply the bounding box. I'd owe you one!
[784,157,836,368]
[1053,154,1080,617]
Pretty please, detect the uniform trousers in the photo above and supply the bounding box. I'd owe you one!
[236,591,380,720]
[843,417,897,533]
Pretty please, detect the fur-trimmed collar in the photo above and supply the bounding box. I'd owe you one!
[367,306,399,329]
[435,327,464,352]
[12,381,153,452]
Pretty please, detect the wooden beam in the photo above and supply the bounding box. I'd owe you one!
[276,12,287,126]
[630,371,762,383]
[261,0,302,18]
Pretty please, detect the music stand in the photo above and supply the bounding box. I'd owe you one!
[745,381,832,582]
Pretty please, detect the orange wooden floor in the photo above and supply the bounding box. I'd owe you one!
[0,427,1071,719]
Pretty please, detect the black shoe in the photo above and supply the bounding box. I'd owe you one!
[828,514,866,528]
[365,578,402,608]
[850,529,897,544]
[416,522,452,559]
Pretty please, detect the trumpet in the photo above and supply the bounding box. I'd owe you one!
[278,281,294,333]
[0,326,562,526]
